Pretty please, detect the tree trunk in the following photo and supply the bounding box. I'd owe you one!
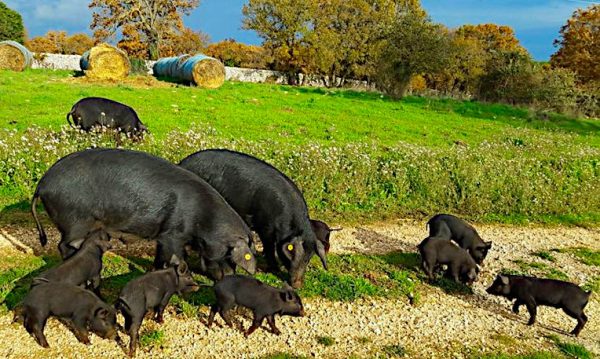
[147,30,160,60]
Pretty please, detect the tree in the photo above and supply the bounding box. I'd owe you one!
[161,28,209,57]
[0,1,24,43]
[26,31,94,55]
[375,11,452,98]
[242,0,314,84]
[551,4,599,84]
[455,24,526,54]
[89,0,200,60]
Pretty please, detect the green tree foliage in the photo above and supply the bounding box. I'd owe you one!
[243,0,424,85]
[242,0,313,84]
[205,39,272,69]
[0,1,25,43]
[375,11,452,98]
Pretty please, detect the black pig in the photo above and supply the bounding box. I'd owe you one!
[32,230,110,295]
[31,148,256,277]
[418,236,479,285]
[486,274,591,336]
[15,282,117,348]
[179,149,328,288]
[67,97,147,136]
[427,214,492,264]
[115,255,199,356]
[207,275,305,337]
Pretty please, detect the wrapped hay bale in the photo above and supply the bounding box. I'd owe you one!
[153,54,225,88]
[80,43,130,80]
[0,41,32,71]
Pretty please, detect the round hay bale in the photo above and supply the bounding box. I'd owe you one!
[0,41,32,71]
[153,54,225,88]
[80,43,130,80]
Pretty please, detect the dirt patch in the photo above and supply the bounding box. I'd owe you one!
[0,221,598,358]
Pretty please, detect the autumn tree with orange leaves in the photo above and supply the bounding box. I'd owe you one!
[89,0,200,60]
[551,4,599,85]
[26,31,94,54]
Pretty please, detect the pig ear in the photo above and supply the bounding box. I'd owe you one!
[485,241,492,249]
[169,254,181,267]
[280,290,294,302]
[95,308,110,319]
[177,261,189,276]
[315,241,328,270]
[499,275,509,285]
[281,282,293,291]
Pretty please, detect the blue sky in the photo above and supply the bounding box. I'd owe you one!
[3,0,594,60]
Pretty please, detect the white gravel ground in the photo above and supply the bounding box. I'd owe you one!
[0,221,598,358]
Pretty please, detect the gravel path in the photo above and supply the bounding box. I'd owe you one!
[0,221,598,358]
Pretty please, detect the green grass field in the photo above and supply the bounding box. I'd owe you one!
[0,69,599,225]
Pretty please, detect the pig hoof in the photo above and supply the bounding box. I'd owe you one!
[273,330,281,336]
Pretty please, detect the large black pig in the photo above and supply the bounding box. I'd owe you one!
[179,149,328,288]
[31,148,256,277]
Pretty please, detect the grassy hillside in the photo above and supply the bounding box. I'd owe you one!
[0,69,599,225]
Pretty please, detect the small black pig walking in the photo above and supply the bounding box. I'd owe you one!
[115,255,199,356]
[15,282,118,348]
[487,274,591,336]
[207,275,305,337]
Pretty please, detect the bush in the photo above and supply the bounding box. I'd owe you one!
[205,39,271,69]
[0,1,24,43]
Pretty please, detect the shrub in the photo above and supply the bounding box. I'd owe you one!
[205,39,271,69]
[0,2,24,43]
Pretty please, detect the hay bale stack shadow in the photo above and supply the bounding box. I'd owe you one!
[0,41,32,71]
[80,43,130,80]
[153,54,225,89]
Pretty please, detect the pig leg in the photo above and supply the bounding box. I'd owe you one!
[244,314,265,337]
[512,300,522,314]
[71,316,91,345]
[563,307,587,336]
[449,262,461,283]
[524,298,537,325]
[89,275,102,299]
[263,241,279,273]
[154,294,171,324]
[128,316,143,357]
[266,315,281,335]
[25,313,49,348]
[422,258,436,280]
[207,305,218,327]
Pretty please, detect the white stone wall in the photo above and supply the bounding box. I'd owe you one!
[29,53,373,90]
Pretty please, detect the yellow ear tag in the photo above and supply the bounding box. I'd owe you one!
[244,253,252,261]
[287,244,294,251]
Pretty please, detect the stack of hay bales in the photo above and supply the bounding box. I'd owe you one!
[153,54,225,89]
[80,43,130,80]
[0,41,32,71]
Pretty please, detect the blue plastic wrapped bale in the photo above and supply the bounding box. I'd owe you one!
[79,43,130,79]
[153,54,225,88]
[0,40,33,71]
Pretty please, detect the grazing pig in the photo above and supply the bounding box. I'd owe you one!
[427,214,492,264]
[310,219,341,254]
[486,274,591,336]
[179,149,329,288]
[15,282,117,348]
[115,255,199,356]
[31,148,257,278]
[32,229,110,295]
[207,275,305,337]
[67,97,147,136]
[417,236,479,285]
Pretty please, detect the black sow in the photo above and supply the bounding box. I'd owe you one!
[179,149,328,288]
[31,148,256,277]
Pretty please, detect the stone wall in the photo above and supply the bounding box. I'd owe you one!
[30,53,373,90]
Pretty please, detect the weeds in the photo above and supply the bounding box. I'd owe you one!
[531,251,556,262]
[560,247,600,267]
[316,336,335,346]
[1,124,598,225]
